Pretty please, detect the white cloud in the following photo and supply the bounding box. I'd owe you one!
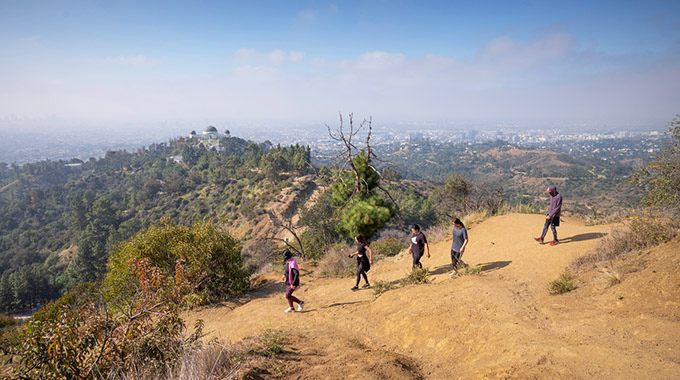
[1,32,678,129]
[298,9,317,22]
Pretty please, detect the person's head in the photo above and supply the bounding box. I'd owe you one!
[355,234,367,244]
[453,218,465,228]
[545,185,557,196]
[282,249,292,262]
[411,224,420,234]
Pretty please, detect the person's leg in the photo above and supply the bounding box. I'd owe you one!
[540,219,550,240]
[285,286,294,308]
[551,223,558,242]
[355,263,364,287]
[413,253,423,269]
[361,269,369,285]
[451,250,458,270]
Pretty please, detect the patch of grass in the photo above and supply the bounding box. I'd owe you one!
[600,266,622,286]
[400,267,430,286]
[571,214,678,271]
[372,280,396,298]
[549,272,576,295]
[255,328,286,358]
[464,265,483,275]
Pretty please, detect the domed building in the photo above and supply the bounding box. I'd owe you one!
[203,125,219,139]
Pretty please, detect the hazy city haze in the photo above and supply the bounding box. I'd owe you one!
[1,0,679,133]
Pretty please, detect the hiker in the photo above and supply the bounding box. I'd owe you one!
[450,218,468,275]
[409,224,430,269]
[280,249,305,313]
[535,185,563,246]
[348,234,373,291]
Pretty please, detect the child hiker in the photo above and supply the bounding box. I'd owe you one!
[280,249,305,313]
[348,234,373,291]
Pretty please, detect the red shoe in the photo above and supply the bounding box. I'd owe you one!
[534,237,543,243]
[549,240,558,246]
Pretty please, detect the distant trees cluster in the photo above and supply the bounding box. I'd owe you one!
[0,135,312,314]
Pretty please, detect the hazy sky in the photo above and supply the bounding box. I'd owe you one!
[1,0,679,132]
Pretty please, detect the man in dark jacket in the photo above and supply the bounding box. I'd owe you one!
[535,185,562,245]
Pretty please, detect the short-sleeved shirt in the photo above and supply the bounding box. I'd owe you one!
[411,232,427,257]
[451,226,468,252]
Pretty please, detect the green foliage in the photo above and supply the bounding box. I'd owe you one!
[6,257,203,379]
[105,218,249,309]
[400,267,430,286]
[632,117,680,213]
[254,328,286,358]
[549,272,576,295]
[464,265,483,275]
[0,134,311,313]
[372,280,396,298]
[331,152,395,239]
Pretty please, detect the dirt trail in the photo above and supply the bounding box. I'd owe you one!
[185,213,680,379]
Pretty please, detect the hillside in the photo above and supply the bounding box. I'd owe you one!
[185,213,680,379]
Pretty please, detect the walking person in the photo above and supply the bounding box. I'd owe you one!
[280,249,305,313]
[348,234,373,291]
[450,218,469,275]
[535,185,563,246]
[409,224,430,269]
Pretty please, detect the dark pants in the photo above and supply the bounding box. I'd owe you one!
[412,252,423,269]
[285,286,302,308]
[451,250,466,270]
[541,218,558,241]
[356,262,369,286]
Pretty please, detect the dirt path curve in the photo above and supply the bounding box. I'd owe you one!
[185,213,680,379]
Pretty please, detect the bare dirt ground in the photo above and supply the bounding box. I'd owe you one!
[185,213,680,379]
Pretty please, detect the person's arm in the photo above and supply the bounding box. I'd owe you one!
[460,230,469,253]
[425,243,430,258]
[367,246,373,264]
[460,239,468,253]
[348,250,358,258]
[290,268,299,290]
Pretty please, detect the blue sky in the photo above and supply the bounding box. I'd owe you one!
[1,0,679,131]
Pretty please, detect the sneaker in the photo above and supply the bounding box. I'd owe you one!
[449,269,457,276]
[549,240,559,246]
[296,301,305,312]
[350,286,359,291]
[534,237,543,242]
[284,307,294,313]
[362,284,372,289]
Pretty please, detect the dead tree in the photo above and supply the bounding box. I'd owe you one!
[326,113,399,210]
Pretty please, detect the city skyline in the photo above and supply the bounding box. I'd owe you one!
[1,0,679,133]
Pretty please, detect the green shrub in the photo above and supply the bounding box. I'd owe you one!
[372,280,396,298]
[549,272,576,295]
[464,265,483,275]
[400,267,430,286]
[105,218,249,310]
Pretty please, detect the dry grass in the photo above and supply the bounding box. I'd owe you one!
[120,329,287,380]
[571,214,678,271]
[372,280,396,299]
[315,246,355,278]
[600,266,622,286]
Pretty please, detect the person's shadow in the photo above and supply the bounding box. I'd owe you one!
[430,260,511,275]
[559,232,607,244]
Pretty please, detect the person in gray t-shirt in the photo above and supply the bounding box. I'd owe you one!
[450,218,468,275]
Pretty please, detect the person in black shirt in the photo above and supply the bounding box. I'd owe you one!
[348,234,373,291]
[409,224,430,269]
